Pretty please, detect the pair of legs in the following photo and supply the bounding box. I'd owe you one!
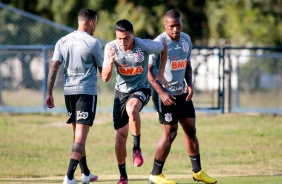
[115,97,142,168]
[64,94,97,181]
[113,89,150,183]
[150,92,217,183]
[152,117,200,174]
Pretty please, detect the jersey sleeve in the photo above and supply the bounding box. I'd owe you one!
[103,42,113,67]
[91,40,104,67]
[149,52,159,66]
[52,40,63,63]
[148,36,163,66]
[185,34,192,61]
[139,38,164,55]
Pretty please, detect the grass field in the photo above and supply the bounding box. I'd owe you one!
[0,112,281,183]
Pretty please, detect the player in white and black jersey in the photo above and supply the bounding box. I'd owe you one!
[46,8,103,184]
[148,9,217,184]
[102,19,168,184]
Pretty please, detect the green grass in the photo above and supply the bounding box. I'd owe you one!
[0,113,281,183]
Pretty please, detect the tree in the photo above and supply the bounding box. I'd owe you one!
[207,0,282,46]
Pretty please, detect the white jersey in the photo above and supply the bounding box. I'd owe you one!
[103,37,164,93]
[52,31,104,95]
[149,32,192,95]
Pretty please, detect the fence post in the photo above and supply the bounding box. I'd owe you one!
[0,12,2,105]
[220,47,226,113]
[0,56,2,105]
[42,47,48,112]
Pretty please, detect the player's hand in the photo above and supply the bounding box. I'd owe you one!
[46,95,55,108]
[159,91,176,106]
[109,46,115,64]
[155,74,168,89]
[185,86,193,101]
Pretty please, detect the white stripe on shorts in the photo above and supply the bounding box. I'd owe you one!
[92,95,95,113]
[158,95,162,113]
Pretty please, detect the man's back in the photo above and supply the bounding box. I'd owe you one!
[52,31,103,95]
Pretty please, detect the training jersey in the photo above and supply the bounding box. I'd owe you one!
[103,37,164,93]
[149,32,192,96]
[52,31,104,95]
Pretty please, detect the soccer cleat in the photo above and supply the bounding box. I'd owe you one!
[117,176,128,184]
[63,175,78,184]
[133,149,144,167]
[81,172,98,184]
[149,173,176,184]
[192,170,217,184]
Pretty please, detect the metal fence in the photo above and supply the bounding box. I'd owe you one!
[0,2,281,114]
[0,46,225,113]
[223,46,282,114]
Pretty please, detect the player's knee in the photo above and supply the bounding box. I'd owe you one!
[169,131,177,142]
[164,130,177,143]
[186,127,196,139]
[126,105,139,116]
[115,132,127,143]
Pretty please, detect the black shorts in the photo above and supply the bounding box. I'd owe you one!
[113,88,151,130]
[65,94,97,126]
[152,90,195,125]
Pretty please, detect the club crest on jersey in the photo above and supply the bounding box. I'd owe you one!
[182,42,189,52]
[134,52,144,63]
[164,113,173,122]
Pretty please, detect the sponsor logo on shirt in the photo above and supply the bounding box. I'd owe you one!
[169,86,183,92]
[64,86,84,92]
[76,111,88,120]
[171,59,187,70]
[118,66,143,76]
[125,54,134,59]
[175,45,181,50]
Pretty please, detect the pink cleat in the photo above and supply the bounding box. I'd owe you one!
[117,176,128,184]
[133,149,144,167]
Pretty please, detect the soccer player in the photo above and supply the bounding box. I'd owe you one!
[148,9,217,184]
[102,19,168,184]
[45,8,103,184]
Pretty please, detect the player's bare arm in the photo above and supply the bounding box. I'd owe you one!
[148,64,176,106]
[185,60,193,101]
[102,46,115,82]
[98,66,102,78]
[46,60,61,108]
[155,43,169,88]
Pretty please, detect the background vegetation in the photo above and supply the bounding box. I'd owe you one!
[1,0,282,46]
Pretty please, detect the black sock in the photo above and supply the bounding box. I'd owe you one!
[67,158,79,180]
[79,156,90,176]
[190,154,201,173]
[151,159,164,175]
[118,163,127,177]
[132,134,140,150]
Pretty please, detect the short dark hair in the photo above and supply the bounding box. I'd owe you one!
[78,8,98,20]
[115,19,134,33]
[164,9,181,19]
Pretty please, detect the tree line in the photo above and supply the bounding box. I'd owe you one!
[2,0,282,46]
